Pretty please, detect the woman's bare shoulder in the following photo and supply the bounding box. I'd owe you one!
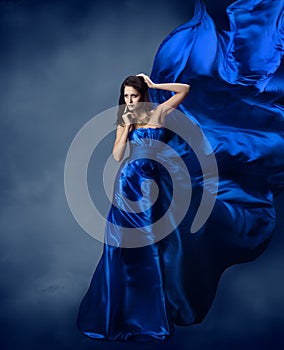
[149,107,165,123]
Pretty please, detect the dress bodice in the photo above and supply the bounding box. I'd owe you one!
[128,127,167,160]
[129,127,166,144]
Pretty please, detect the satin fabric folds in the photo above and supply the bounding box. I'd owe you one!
[77,127,205,342]
[77,0,284,343]
[150,0,284,267]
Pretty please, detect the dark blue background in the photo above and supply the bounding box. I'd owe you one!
[0,1,283,349]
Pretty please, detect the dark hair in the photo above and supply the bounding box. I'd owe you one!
[115,76,152,126]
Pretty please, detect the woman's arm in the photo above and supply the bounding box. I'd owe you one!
[112,113,133,162]
[137,73,190,117]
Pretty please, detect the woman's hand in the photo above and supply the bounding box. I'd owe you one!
[136,73,155,88]
[113,108,134,161]
[122,108,134,131]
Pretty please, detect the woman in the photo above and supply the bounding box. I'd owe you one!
[78,0,284,343]
[112,74,190,162]
[77,74,195,342]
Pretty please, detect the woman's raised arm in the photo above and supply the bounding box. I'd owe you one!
[137,73,190,118]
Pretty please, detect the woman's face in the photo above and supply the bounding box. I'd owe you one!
[124,86,142,112]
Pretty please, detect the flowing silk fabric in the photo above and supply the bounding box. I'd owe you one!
[77,0,284,342]
[150,0,284,262]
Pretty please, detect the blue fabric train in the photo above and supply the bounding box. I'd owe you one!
[77,0,284,342]
[150,0,284,261]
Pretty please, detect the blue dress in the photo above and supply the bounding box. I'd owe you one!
[77,126,206,342]
[77,0,284,343]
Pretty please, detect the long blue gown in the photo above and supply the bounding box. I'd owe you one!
[77,0,284,343]
[77,126,207,341]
